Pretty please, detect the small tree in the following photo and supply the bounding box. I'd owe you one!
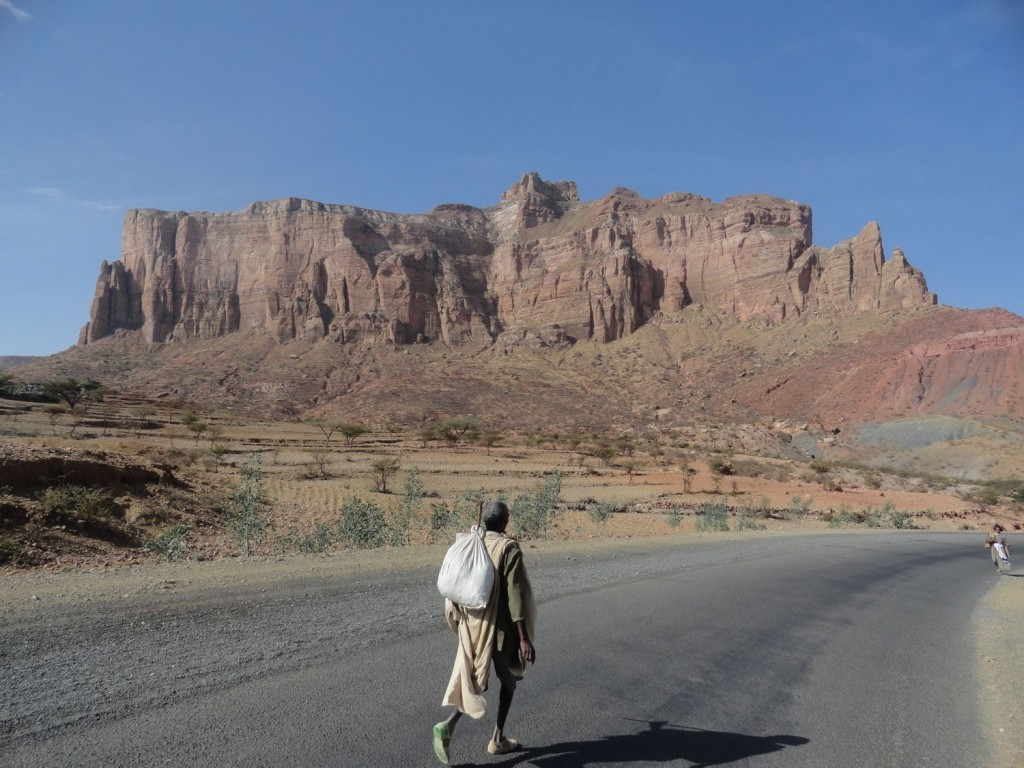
[187,421,208,446]
[310,420,340,444]
[339,422,370,446]
[592,445,616,467]
[417,425,438,448]
[478,428,503,455]
[42,405,66,435]
[618,458,642,484]
[390,467,424,546]
[309,450,331,478]
[42,378,101,411]
[131,405,156,438]
[230,454,270,557]
[438,416,482,447]
[371,456,401,493]
[0,373,14,397]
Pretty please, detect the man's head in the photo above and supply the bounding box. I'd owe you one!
[994,523,1005,533]
[482,500,510,533]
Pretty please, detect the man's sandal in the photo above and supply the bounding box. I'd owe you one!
[432,722,452,765]
[487,736,520,755]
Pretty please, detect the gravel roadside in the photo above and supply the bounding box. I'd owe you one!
[976,572,1024,768]
[1,530,1019,765]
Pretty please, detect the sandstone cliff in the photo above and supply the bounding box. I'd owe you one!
[80,173,936,347]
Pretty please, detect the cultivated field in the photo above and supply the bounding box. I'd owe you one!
[1,392,1021,570]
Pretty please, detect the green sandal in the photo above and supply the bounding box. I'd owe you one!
[433,722,452,765]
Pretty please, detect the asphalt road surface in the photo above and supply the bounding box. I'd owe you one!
[1,533,995,767]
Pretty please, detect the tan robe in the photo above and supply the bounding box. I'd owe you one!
[441,532,536,718]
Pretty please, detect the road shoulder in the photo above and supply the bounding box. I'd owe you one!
[976,572,1024,768]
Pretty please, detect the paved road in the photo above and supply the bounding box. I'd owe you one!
[1,533,995,767]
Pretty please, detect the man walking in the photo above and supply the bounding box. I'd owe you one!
[433,500,536,764]
[986,523,1012,574]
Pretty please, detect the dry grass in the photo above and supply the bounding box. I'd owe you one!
[4,394,1022,571]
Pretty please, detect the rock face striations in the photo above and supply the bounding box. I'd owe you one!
[80,173,936,347]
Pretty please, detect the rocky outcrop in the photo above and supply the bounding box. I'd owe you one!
[80,173,937,347]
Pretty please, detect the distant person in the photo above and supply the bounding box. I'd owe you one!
[985,523,1011,574]
[433,500,537,764]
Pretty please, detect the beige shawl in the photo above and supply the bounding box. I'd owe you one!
[441,532,536,718]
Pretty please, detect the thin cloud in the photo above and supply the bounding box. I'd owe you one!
[76,200,122,213]
[0,1,32,21]
[28,186,122,213]
[29,187,64,198]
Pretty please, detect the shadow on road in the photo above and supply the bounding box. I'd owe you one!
[474,719,809,767]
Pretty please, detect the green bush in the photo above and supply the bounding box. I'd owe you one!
[336,497,388,549]
[587,502,615,525]
[390,467,423,547]
[863,502,922,529]
[826,505,858,528]
[667,504,682,528]
[145,523,192,561]
[736,514,767,531]
[511,472,561,540]
[788,495,812,519]
[278,522,333,554]
[0,535,24,566]
[708,458,734,476]
[429,501,459,542]
[694,501,729,532]
[230,454,270,557]
[39,486,114,526]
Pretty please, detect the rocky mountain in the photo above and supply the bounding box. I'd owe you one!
[0,357,41,372]
[79,173,936,348]
[11,172,1020,479]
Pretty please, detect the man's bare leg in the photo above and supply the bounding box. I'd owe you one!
[492,683,514,742]
[446,709,462,732]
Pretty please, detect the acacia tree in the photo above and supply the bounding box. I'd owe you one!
[339,422,370,446]
[438,416,482,447]
[309,420,340,445]
[478,428,503,455]
[42,378,102,411]
[371,456,401,493]
[0,373,14,398]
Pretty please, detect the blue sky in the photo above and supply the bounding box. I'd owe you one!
[1,0,1021,356]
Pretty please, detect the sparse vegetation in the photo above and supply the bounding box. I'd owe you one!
[229,454,271,557]
[277,522,332,554]
[787,495,813,519]
[39,485,115,526]
[587,502,615,525]
[145,523,192,561]
[511,472,561,540]
[694,501,729,532]
[437,416,482,447]
[336,497,388,549]
[390,467,423,546]
[736,514,767,531]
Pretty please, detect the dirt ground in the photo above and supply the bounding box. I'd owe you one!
[2,398,1022,763]
[976,574,1024,768]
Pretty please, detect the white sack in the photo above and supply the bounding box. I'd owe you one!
[437,526,495,609]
